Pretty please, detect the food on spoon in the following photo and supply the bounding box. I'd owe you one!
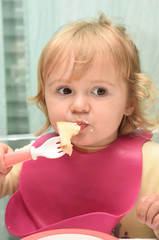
[57,121,81,156]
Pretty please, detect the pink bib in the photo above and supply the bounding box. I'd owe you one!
[5,133,152,237]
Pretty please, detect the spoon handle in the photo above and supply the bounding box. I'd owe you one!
[4,150,32,167]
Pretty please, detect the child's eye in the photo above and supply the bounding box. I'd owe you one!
[92,88,107,96]
[58,87,72,95]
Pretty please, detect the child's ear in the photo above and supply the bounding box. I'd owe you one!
[124,104,134,116]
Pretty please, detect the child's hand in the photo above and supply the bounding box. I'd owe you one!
[0,143,13,182]
[137,194,159,236]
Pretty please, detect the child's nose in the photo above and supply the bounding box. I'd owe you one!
[71,95,90,113]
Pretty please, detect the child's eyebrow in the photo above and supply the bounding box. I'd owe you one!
[46,78,66,86]
[91,80,116,88]
[46,78,116,88]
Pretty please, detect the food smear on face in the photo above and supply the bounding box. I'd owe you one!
[57,121,81,156]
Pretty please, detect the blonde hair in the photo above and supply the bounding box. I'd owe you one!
[30,13,159,136]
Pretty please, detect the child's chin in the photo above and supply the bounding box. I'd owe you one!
[73,139,96,148]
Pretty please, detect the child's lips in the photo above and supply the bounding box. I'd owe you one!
[76,121,88,130]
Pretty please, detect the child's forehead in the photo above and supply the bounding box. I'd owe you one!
[47,51,119,83]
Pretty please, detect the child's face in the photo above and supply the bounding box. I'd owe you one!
[44,53,132,152]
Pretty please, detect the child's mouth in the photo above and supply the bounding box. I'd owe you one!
[76,121,88,130]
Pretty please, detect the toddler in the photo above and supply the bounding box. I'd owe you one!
[0,14,159,238]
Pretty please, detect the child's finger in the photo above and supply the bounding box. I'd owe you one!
[0,143,13,155]
[152,213,159,234]
[0,157,13,174]
[136,195,152,223]
[0,143,13,173]
[146,198,159,226]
